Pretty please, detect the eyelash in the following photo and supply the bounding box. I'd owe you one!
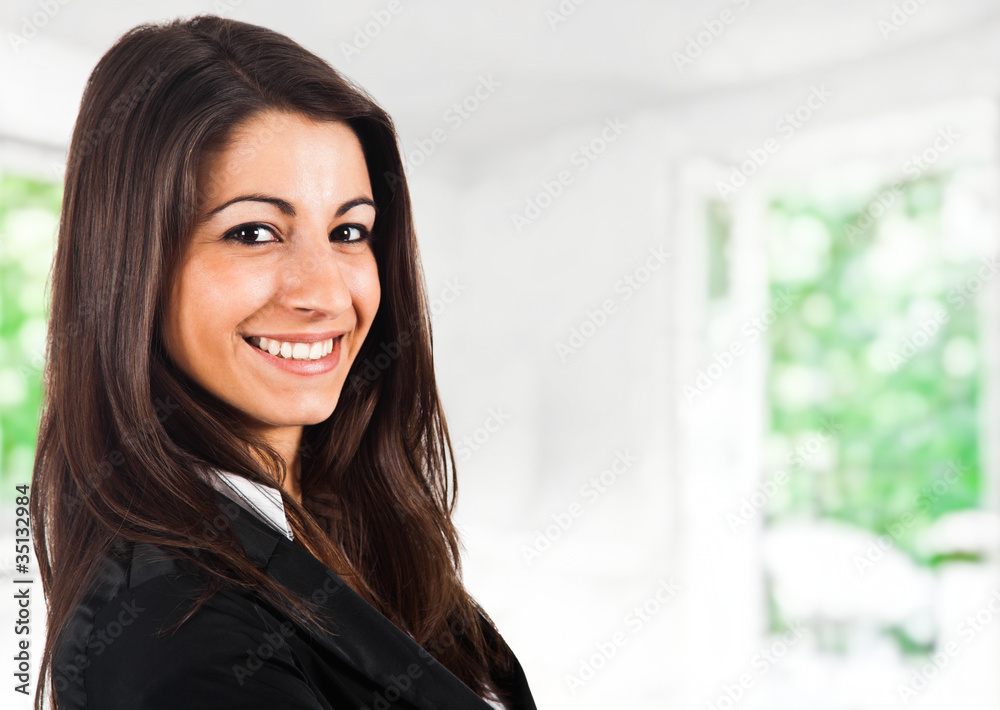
[221,222,373,246]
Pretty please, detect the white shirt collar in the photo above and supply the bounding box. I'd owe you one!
[203,467,295,541]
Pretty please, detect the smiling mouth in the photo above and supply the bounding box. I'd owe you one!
[244,335,340,361]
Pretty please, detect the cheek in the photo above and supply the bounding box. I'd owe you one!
[196,258,269,305]
[166,259,274,361]
[346,254,381,328]
[192,257,279,321]
[164,269,219,372]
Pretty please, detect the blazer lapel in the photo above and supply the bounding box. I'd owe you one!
[219,493,496,710]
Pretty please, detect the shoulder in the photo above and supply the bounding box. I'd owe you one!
[57,542,324,710]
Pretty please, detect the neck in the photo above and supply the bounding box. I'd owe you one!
[260,425,304,504]
[285,455,302,504]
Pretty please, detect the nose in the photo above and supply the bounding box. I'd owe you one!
[279,229,353,319]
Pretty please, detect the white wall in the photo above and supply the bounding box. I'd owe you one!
[5,1,1000,708]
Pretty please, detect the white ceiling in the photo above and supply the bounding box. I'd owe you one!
[3,0,1000,176]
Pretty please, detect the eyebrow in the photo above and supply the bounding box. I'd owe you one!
[200,194,376,222]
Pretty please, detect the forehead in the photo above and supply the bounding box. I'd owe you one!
[197,111,372,209]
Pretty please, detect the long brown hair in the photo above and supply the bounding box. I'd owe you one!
[30,15,515,708]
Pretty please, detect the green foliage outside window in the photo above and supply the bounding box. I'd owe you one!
[762,172,982,558]
[0,173,61,500]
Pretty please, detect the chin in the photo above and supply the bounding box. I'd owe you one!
[270,400,340,426]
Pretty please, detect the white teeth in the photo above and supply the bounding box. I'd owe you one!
[249,336,336,361]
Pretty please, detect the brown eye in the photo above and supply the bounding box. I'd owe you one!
[223,224,278,245]
[331,224,370,243]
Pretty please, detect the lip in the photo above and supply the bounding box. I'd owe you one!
[243,333,343,375]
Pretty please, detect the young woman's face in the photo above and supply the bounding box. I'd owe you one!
[163,110,380,443]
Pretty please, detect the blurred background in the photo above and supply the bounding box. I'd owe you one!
[2,0,1000,708]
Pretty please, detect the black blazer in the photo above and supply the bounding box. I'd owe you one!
[52,493,537,709]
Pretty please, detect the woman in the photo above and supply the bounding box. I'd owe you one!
[30,15,536,710]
